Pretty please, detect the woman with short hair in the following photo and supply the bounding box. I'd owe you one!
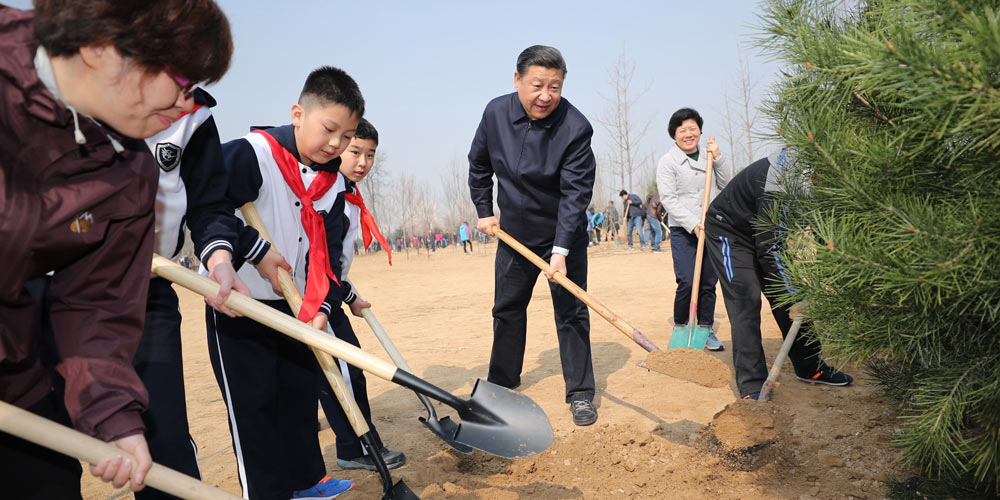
[0,1,232,496]
[656,107,734,351]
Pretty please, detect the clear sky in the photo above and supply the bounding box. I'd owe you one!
[9,0,783,195]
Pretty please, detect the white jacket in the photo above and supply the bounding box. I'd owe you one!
[656,143,734,233]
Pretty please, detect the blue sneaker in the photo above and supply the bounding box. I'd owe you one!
[742,392,760,401]
[291,476,354,500]
[704,332,725,351]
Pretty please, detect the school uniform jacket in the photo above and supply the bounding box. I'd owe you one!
[0,7,152,442]
[338,181,362,305]
[222,125,348,317]
[144,89,264,265]
[468,92,596,251]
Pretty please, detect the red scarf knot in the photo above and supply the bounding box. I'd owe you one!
[252,130,340,322]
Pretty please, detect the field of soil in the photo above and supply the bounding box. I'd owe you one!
[81,240,907,499]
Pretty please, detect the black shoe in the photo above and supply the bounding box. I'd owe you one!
[570,400,598,426]
[337,448,406,471]
[796,368,853,386]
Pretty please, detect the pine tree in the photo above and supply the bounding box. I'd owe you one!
[756,0,1000,496]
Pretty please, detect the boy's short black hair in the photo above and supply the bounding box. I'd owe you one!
[668,108,703,139]
[353,118,378,146]
[516,45,567,78]
[619,189,628,197]
[299,66,365,118]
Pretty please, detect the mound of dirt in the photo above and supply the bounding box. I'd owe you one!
[643,348,731,387]
[709,399,782,451]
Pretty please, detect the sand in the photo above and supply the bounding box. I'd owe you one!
[643,348,732,388]
[79,241,907,500]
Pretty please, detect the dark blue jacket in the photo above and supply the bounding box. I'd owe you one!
[468,92,596,250]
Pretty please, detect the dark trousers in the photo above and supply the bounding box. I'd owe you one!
[0,390,83,500]
[131,278,201,500]
[669,226,718,326]
[463,240,473,253]
[206,301,324,500]
[488,239,595,403]
[317,308,383,459]
[706,222,825,397]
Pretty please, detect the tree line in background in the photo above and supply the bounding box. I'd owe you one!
[366,45,769,243]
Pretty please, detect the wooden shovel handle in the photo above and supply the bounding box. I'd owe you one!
[348,283,413,372]
[151,255,397,381]
[0,400,240,500]
[687,138,715,327]
[491,226,660,352]
[239,202,370,436]
[758,318,803,402]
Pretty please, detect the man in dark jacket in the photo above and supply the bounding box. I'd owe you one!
[620,189,647,250]
[469,45,598,426]
[705,150,853,400]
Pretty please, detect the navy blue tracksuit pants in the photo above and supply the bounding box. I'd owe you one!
[706,222,825,397]
[132,278,201,500]
[207,300,325,500]
[317,307,384,459]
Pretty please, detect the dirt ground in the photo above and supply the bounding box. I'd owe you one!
[81,240,907,500]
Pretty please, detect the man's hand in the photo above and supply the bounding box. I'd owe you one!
[693,223,704,238]
[348,297,371,318]
[310,311,329,332]
[89,433,152,491]
[477,216,499,236]
[205,250,249,318]
[544,253,567,282]
[789,301,808,320]
[255,246,292,294]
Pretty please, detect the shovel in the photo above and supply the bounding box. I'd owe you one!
[491,226,660,352]
[0,400,240,500]
[668,140,716,350]
[350,283,473,454]
[758,318,803,402]
[151,255,552,458]
[240,203,419,499]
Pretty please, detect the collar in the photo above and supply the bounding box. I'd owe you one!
[508,92,565,129]
[667,142,703,171]
[259,124,342,173]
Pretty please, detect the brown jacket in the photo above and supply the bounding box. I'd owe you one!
[0,7,154,441]
[645,192,666,219]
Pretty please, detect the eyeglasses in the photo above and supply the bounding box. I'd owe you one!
[166,68,196,97]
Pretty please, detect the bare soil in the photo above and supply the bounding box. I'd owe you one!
[81,241,907,500]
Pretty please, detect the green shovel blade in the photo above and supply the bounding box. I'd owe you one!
[668,325,712,350]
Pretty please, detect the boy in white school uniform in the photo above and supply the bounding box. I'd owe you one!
[315,118,404,471]
[208,66,362,500]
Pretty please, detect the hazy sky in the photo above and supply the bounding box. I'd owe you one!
[9,1,784,194]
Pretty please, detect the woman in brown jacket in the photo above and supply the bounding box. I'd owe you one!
[0,1,231,497]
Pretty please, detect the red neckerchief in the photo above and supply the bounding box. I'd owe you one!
[252,130,340,322]
[343,186,392,266]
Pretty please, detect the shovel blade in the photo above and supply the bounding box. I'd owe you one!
[418,415,473,454]
[687,326,712,350]
[453,379,553,458]
[668,325,692,349]
[385,480,421,500]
